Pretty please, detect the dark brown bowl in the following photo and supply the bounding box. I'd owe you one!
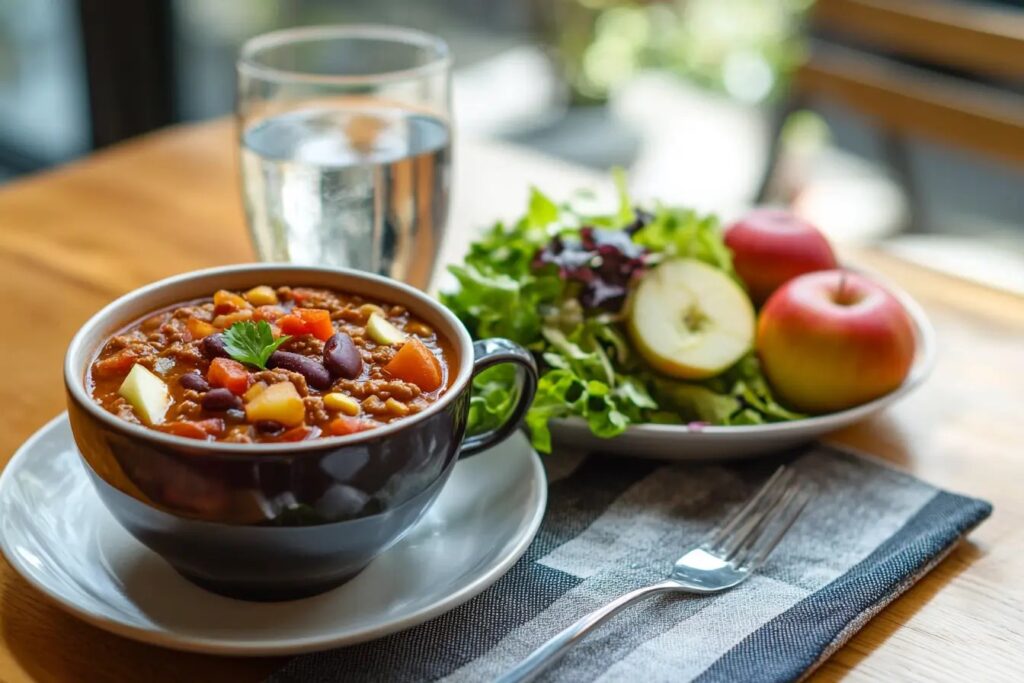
[64,264,536,600]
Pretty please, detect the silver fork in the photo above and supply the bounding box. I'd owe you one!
[496,466,812,683]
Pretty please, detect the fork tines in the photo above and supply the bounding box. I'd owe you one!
[706,466,813,570]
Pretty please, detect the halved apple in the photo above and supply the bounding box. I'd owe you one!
[628,258,755,379]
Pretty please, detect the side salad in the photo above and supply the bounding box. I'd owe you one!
[441,179,802,453]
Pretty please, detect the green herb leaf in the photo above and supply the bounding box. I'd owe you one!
[222,320,291,369]
[527,187,560,228]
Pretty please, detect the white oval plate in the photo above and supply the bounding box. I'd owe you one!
[550,283,935,461]
[0,415,546,655]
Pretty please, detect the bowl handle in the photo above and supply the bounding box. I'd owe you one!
[460,338,538,458]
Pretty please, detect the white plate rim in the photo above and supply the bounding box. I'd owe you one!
[0,413,548,656]
[550,276,936,442]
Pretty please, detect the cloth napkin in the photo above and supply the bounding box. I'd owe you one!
[268,442,991,683]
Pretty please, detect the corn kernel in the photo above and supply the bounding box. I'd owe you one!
[324,392,360,416]
[245,285,279,306]
[384,398,410,417]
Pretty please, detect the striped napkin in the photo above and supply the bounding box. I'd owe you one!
[269,442,991,683]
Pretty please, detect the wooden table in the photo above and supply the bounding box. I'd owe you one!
[1,121,1022,682]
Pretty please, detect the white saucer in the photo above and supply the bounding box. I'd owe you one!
[0,414,547,655]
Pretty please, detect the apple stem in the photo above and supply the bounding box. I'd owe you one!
[835,270,853,305]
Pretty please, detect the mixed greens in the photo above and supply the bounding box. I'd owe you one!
[441,180,802,453]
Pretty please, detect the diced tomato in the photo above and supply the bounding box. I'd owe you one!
[253,305,286,322]
[157,422,210,440]
[159,419,224,440]
[327,416,376,436]
[93,350,138,378]
[208,357,250,395]
[384,338,443,392]
[213,289,251,314]
[278,314,310,336]
[186,316,217,339]
[194,418,226,436]
[295,308,334,341]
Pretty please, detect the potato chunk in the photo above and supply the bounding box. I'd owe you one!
[244,381,305,427]
[118,364,171,425]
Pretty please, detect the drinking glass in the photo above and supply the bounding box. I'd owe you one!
[237,26,452,289]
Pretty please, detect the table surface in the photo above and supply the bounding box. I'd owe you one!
[0,120,1022,683]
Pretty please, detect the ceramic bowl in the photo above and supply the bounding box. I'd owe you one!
[64,264,537,600]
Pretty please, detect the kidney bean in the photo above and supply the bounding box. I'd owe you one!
[202,333,230,359]
[255,420,285,435]
[201,387,242,412]
[178,372,210,392]
[268,351,332,390]
[324,333,362,379]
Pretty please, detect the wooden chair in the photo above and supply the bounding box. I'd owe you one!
[757,0,1024,230]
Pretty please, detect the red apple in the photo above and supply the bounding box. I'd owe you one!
[724,208,838,304]
[757,270,916,413]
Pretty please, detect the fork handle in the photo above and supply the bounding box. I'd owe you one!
[495,579,680,683]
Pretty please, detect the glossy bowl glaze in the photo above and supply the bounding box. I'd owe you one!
[64,264,536,600]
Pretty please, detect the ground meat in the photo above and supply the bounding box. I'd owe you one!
[370,346,396,366]
[110,397,141,424]
[171,304,213,321]
[103,333,149,354]
[304,396,329,424]
[331,307,365,324]
[169,399,202,420]
[281,335,324,356]
[163,340,205,364]
[384,380,421,401]
[291,288,343,312]
[157,316,189,344]
[222,426,254,443]
[252,368,309,396]
[362,395,388,415]
[140,313,170,332]
[181,389,203,403]
[332,378,367,398]
[332,378,420,402]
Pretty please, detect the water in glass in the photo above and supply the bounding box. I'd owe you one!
[241,105,451,287]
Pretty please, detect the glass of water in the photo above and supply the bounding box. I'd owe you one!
[237,26,452,289]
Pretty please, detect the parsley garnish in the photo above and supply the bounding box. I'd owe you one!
[222,321,291,369]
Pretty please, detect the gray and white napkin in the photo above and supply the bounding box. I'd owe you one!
[269,442,991,683]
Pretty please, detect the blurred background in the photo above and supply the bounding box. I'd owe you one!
[1,0,1022,292]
